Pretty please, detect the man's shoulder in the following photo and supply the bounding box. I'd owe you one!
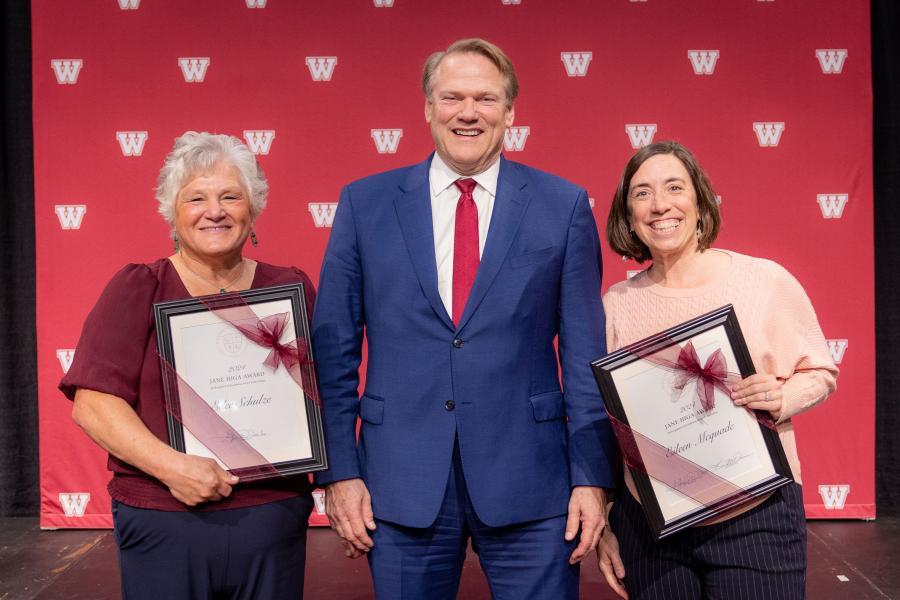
[502,158,585,196]
[344,160,428,196]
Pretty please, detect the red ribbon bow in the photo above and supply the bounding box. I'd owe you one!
[233,313,308,372]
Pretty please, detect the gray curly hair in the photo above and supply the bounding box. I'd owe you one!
[155,131,269,231]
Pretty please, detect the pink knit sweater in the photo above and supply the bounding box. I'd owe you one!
[603,250,838,512]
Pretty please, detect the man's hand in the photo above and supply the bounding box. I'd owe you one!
[158,453,239,506]
[565,486,607,564]
[325,478,376,557]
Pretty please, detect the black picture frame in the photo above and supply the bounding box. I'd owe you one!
[592,305,793,539]
[155,283,327,481]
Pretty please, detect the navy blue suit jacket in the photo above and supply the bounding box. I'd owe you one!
[313,155,616,528]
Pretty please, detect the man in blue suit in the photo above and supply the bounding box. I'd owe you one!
[313,38,616,599]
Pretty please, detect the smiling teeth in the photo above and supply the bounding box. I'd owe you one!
[454,130,480,136]
[651,220,680,232]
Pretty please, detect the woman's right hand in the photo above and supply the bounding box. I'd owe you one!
[598,527,628,599]
[158,453,239,506]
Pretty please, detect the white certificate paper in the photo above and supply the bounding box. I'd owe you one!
[168,299,312,467]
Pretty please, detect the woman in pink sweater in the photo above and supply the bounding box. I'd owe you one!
[597,141,838,600]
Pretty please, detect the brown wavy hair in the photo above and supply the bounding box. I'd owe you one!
[607,141,720,263]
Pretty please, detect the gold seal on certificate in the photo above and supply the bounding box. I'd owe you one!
[592,305,793,539]
[155,283,327,481]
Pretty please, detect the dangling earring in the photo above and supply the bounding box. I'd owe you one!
[250,228,259,247]
[696,222,703,240]
[173,233,180,253]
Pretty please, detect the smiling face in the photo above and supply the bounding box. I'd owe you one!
[627,153,700,262]
[424,52,515,176]
[173,161,252,263]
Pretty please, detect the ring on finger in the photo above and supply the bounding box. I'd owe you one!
[764,391,770,402]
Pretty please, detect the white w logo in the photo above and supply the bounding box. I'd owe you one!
[818,485,850,510]
[687,50,719,75]
[503,126,530,152]
[306,57,338,82]
[752,122,785,147]
[817,194,849,219]
[243,130,276,155]
[50,59,83,84]
[117,0,140,8]
[245,0,267,6]
[826,339,848,364]
[55,205,87,230]
[59,493,91,517]
[373,0,394,6]
[308,203,338,228]
[178,57,210,83]
[116,131,148,156]
[56,349,76,374]
[625,124,657,149]
[371,129,403,153]
[312,490,326,514]
[816,49,848,74]
[560,52,592,77]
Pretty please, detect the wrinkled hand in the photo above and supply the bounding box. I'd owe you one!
[158,453,239,506]
[731,373,783,420]
[565,486,607,564]
[325,478,376,558]
[598,526,628,599]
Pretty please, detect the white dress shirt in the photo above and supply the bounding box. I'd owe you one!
[429,153,500,319]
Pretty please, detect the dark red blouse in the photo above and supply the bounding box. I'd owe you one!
[60,258,316,511]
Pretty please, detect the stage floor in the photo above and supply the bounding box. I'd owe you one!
[1,516,898,599]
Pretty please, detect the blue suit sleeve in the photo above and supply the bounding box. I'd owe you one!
[558,190,618,488]
[312,186,365,486]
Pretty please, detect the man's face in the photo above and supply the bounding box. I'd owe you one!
[425,52,515,176]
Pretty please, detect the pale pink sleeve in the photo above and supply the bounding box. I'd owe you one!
[602,292,618,353]
[760,265,839,422]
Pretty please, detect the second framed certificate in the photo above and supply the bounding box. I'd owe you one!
[592,305,792,539]
[155,283,327,481]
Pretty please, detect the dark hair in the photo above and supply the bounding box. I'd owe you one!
[422,38,518,106]
[607,141,720,263]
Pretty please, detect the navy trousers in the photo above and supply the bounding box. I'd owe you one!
[112,495,313,600]
[367,443,579,599]
[610,483,807,600]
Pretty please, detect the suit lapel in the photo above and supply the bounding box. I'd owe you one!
[394,157,455,330]
[457,157,531,331]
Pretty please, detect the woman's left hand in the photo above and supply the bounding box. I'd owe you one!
[731,374,783,420]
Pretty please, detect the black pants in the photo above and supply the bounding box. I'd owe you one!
[610,484,807,600]
[112,495,313,600]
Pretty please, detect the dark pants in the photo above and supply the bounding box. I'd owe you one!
[367,443,579,599]
[610,483,807,600]
[112,495,313,600]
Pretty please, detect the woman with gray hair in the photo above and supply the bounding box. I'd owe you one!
[60,131,315,599]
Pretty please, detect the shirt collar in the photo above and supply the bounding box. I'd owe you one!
[429,152,501,198]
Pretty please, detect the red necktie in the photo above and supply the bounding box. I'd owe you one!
[452,178,479,326]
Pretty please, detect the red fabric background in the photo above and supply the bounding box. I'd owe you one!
[33,0,873,528]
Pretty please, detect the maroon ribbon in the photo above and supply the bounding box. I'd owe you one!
[640,341,741,413]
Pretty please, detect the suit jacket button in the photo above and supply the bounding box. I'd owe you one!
[445,400,456,411]
[452,338,464,348]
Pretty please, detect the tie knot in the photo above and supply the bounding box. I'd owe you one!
[454,178,477,195]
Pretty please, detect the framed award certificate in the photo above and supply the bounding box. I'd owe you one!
[155,283,327,481]
[591,305,793,539]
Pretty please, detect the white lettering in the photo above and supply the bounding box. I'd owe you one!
[625,124,657,149]
[178,57,210,83]
[752,122,785,147]
[817,194,849,219]
[816,49,848,74]
[818,485,850,510]
[56,349,75,374]
[306,57,338,81]
[826,339,848,364]
[50,59,83,84]
[503,126,530,152]
[59,493,91,517]
[687,50,719,75]
[243,130,276,155]
[371,129,403,153]
[116,131,148,157]
[560,52,592,77]
[55,205,87,230]
[308,203,338,228]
